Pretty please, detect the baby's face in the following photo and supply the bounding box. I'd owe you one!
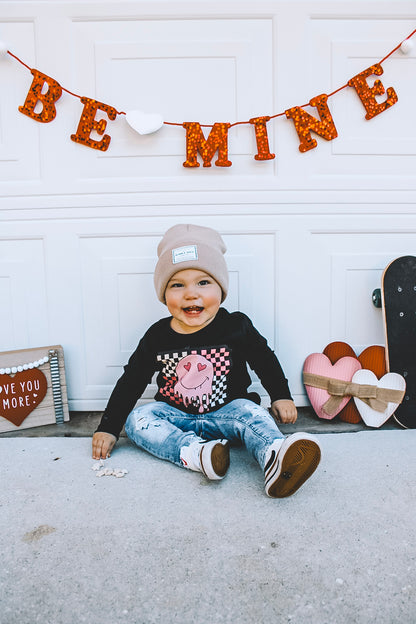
[165,269,222,334]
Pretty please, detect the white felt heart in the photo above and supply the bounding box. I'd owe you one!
[125,110,164,135]
[352,369,406,428]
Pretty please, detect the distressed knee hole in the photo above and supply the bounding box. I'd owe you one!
[136,416,161,430]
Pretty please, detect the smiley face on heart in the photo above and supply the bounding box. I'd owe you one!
[0,368,48,427]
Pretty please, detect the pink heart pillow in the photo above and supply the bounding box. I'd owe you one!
[303,353,362,419]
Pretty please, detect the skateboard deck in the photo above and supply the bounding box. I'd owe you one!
[381,255,416,428]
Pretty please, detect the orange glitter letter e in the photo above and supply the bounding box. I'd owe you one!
[348,64,398,120]
[71,98,117,151]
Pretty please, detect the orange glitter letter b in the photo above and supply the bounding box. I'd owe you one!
[348,64,398,120]
[18,69,62,123]
[182,122,232,167]
[71,97,117,151]
[285,94,338,153]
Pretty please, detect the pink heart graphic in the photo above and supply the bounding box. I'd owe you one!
[197,363,207,372]
[183,362,191,372]
[303,353,362,420]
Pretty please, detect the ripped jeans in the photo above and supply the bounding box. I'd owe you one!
[124,399,284,470]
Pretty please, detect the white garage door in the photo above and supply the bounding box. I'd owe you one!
[1,1,415,410]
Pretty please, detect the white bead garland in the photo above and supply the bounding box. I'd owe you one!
[0,355,50,375]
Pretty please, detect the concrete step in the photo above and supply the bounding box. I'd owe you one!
[0,406,403,438]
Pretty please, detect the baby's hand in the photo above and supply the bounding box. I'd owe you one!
[270,399,297,424]
[92,432,117,459]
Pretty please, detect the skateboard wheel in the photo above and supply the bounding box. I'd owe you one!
[372,288,382,308]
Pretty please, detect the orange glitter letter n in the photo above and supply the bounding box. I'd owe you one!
[285,94,338,153]
[18,69,62,123]
[182,122,232,167]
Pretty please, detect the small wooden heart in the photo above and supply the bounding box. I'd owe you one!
[125,110,164,135]
[0,369,48,426]
[352,369,406,428]
[358,345,387,379]
[323,341,356,362]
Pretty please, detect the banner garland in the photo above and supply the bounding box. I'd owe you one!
[3,27,416,168]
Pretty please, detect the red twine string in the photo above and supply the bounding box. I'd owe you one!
[7,27,416,128]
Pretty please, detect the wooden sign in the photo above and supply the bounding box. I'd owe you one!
[0,345,69,433]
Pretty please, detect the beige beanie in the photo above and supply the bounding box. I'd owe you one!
[154,224,229,303]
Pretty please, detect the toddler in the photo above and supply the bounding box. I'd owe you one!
[92,224,321,497]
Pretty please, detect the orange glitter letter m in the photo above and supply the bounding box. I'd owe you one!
[285,94,338,153]
[182,122,232,167]
[71,97,117,151]
[18,69,62,123]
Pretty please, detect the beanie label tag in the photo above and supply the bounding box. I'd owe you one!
[172,245,198,264]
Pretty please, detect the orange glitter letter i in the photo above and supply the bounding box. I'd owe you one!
[249,116,275,161]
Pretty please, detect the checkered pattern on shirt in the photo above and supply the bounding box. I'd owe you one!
[156,346,231,413]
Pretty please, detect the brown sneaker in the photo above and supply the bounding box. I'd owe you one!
[265,433,321,498]
[180,439,230,480]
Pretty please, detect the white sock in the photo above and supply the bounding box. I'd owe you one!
[180,440,202,472]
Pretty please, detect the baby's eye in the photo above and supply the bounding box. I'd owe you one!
[169,282,183,288]
[198,279,211,286]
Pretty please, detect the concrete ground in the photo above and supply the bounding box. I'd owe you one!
[0,410,415,624]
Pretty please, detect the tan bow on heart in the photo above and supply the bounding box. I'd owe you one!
[303,372,406,417]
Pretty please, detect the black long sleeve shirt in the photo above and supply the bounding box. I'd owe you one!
[96,308,292,438]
